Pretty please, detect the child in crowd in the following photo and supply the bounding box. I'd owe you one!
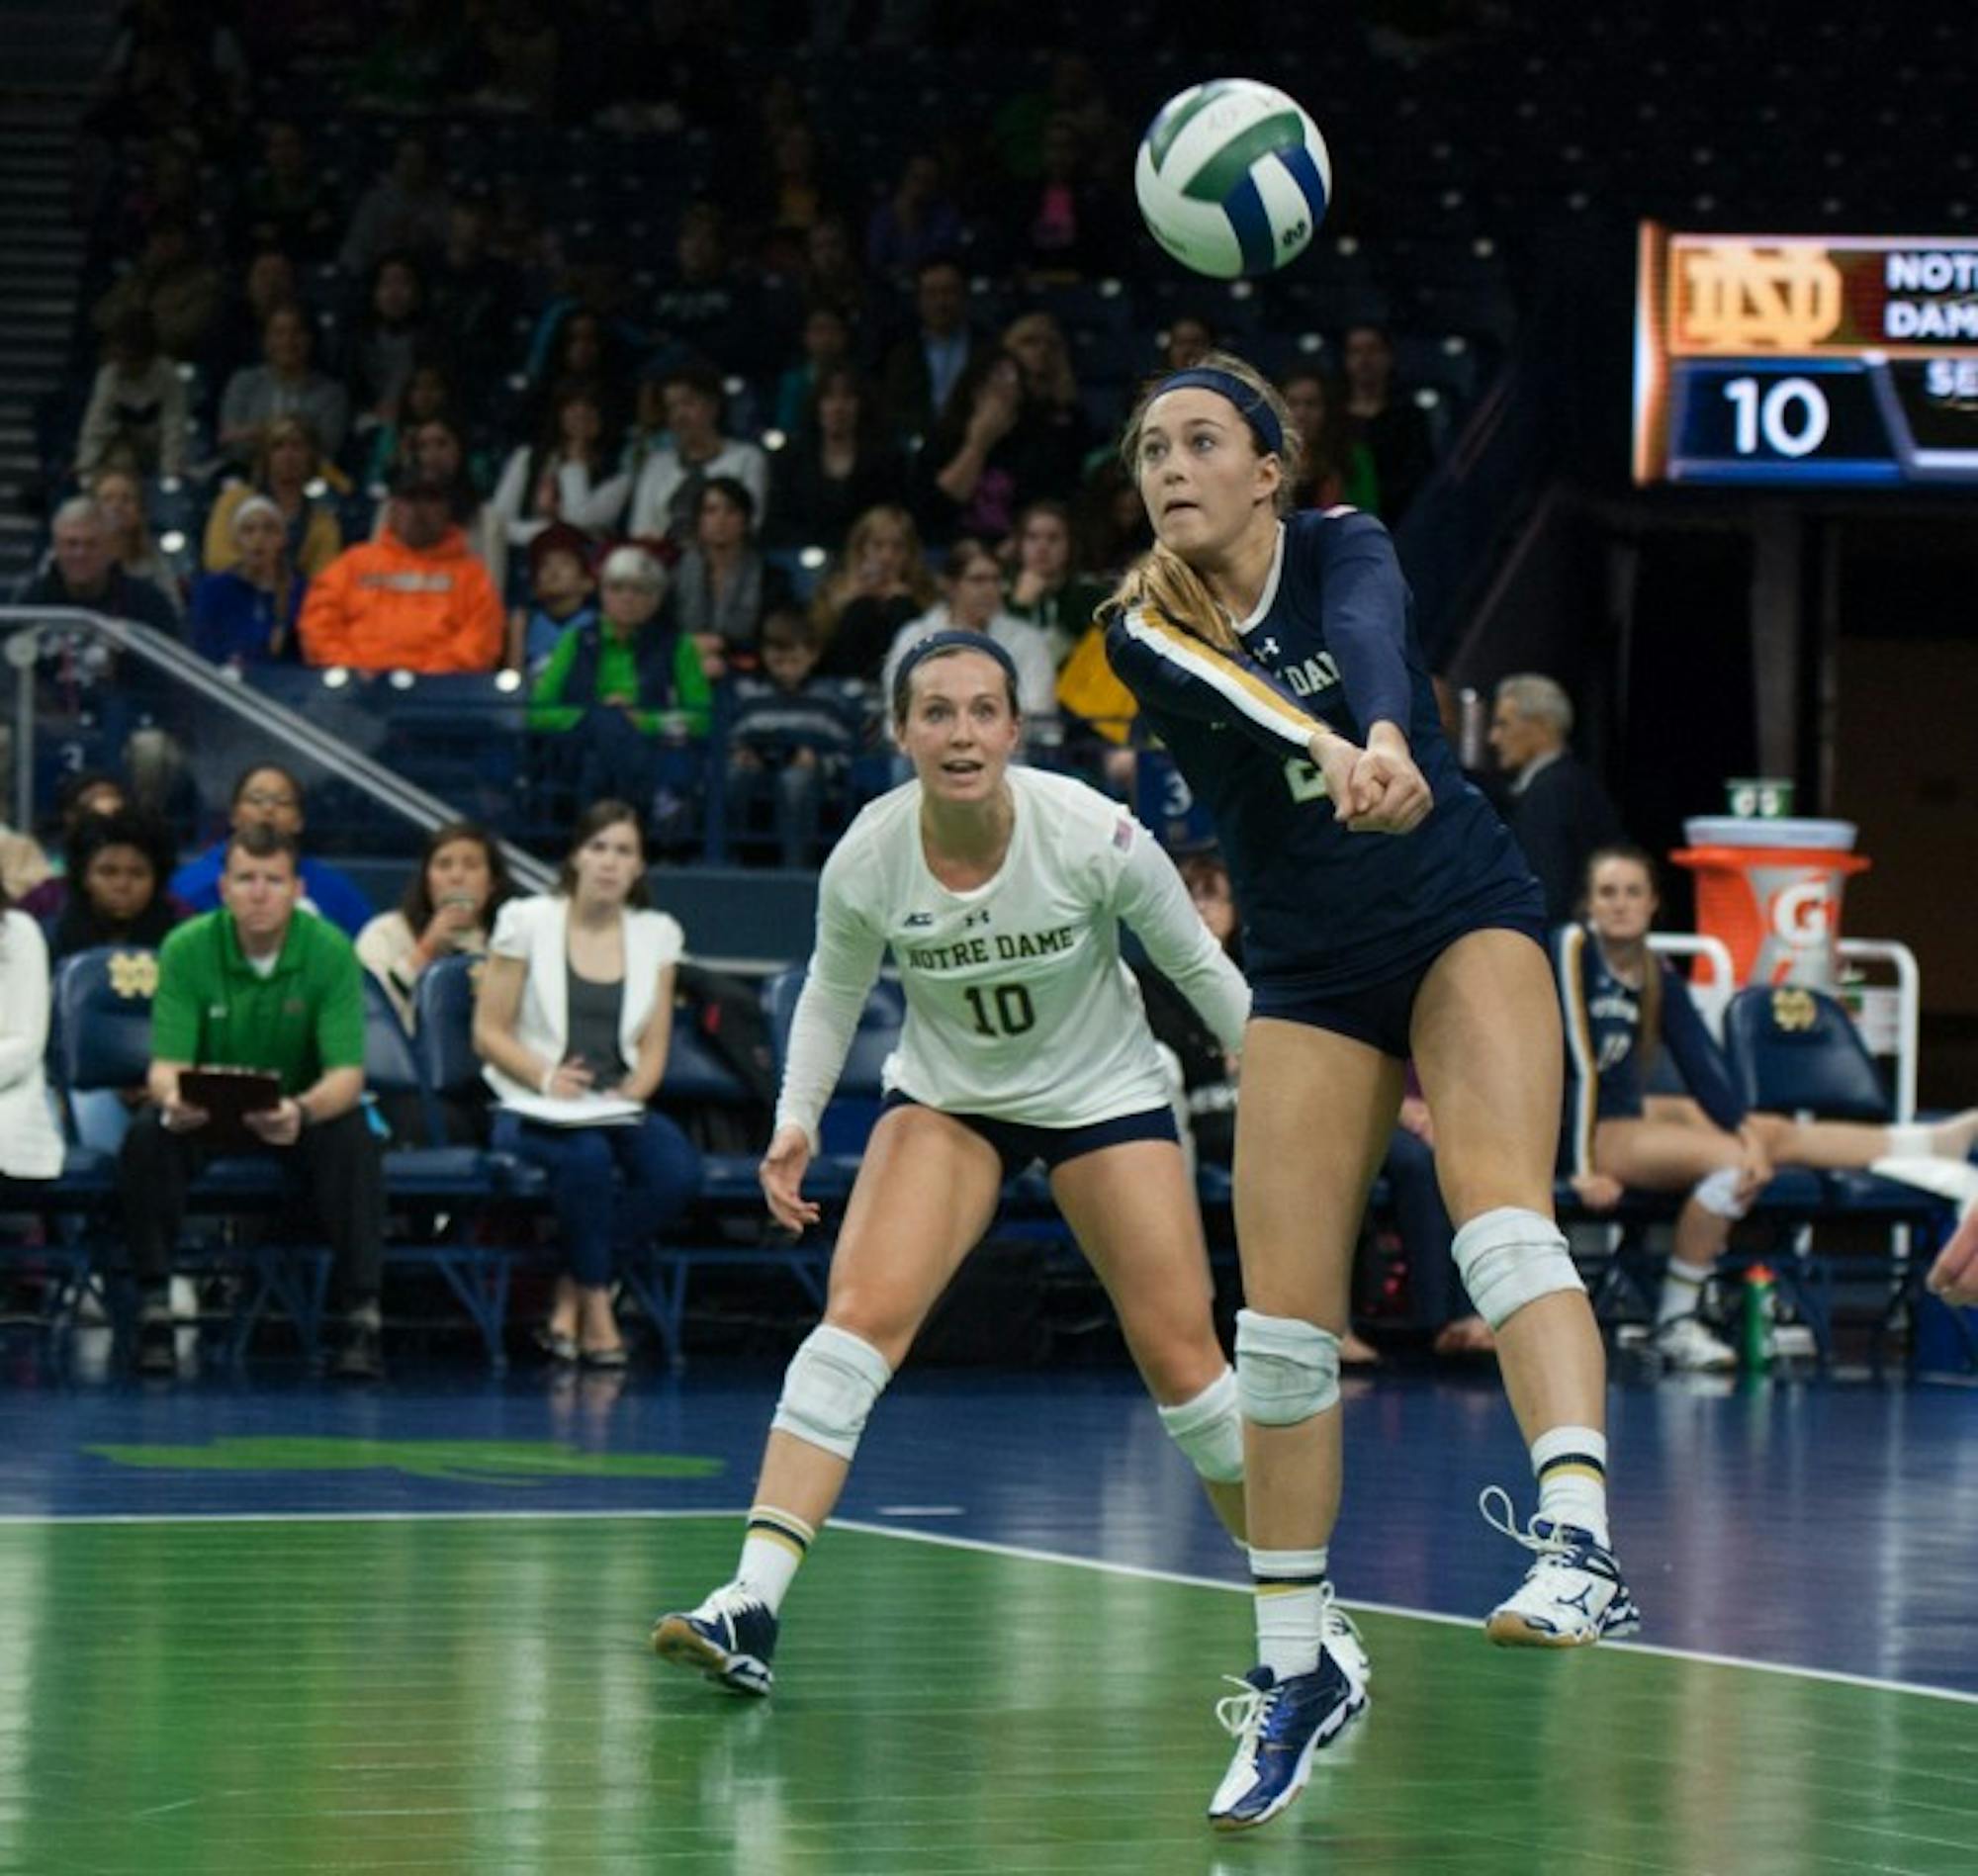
[725,607,871,867]
[512,521,599,676]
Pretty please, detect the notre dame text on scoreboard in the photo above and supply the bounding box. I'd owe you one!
[1632,225,1978,487]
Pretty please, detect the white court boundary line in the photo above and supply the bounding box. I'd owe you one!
[2,1504,1973,1710]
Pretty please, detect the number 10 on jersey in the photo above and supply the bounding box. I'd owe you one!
[964,984,1036,1037]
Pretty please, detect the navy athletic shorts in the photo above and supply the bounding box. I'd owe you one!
[1251,915,1549,1059]
[879,1091,1178,1179]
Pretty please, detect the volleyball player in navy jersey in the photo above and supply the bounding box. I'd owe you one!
[1103,352,1636,1832]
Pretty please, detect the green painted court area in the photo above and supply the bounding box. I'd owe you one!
[2,1514,1973,1875]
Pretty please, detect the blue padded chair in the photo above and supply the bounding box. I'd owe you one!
[764,967,906,1187]
[1722,985,1890,1122]
[410,955,544,1200]
[361,973,521,1369]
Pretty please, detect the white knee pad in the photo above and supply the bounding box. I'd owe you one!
[1690,1167,1752,1220]
[770,1324,893,1461]
[1234,1310,1340,1427]
[1452,1206,1583,1331]
[1157,1366,1245,1482]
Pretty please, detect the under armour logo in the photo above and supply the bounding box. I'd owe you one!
[962,909,992,928]
[1258,637,1280,659]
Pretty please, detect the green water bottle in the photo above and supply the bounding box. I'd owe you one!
[1742,1264,1776,1371]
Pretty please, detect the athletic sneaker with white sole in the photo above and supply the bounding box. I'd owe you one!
[651,1583,779,1695]
[1654,1314,1737,1372]
[1479,1486,1641,1647]
[1206,1637,1369,1831]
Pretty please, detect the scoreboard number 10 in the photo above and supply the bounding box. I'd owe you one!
[1721,376,1831,459]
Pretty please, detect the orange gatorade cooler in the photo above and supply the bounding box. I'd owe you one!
[1670,817,1869,989]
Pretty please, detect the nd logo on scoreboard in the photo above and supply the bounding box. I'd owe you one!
[1670,240,1844,353]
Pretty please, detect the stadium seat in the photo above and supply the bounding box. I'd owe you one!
[1723,985,1892,1123]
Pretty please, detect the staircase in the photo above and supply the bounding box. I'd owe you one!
[0,4,118,584]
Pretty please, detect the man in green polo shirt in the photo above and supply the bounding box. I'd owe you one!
[119,822,387,1380]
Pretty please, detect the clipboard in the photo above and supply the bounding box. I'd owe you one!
[178,1066,284,1151]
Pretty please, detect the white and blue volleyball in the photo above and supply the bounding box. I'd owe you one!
[1135,78,1332,279]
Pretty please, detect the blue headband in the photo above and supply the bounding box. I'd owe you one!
[891,628,1023,718]
[1151,366,1285,457]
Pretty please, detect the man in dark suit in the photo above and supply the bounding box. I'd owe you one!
[1487,672,1625,927]
[878,255,986,445]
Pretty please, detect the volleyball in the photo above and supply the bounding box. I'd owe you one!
[1135,78,1332,280]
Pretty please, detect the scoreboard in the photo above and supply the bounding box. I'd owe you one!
[1632,224,1978,487]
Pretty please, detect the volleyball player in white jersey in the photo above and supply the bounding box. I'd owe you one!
[652,630,1301,1698]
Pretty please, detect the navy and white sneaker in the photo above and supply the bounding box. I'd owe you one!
[1479,1486,1642,1647]
[1206,1641,1368,1831]
[651,1583,779,1695]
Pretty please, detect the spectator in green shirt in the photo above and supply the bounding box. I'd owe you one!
[529,543,712,827]
[119,822,388,1381]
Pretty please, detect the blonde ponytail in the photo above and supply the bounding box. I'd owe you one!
[1108,541,1243,656]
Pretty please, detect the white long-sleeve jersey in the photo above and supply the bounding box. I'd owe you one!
[775,766,1250,1146]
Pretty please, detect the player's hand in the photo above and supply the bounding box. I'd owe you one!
[760,1122,820,1234]
[1309,732,1363,821]
[1571,1172,1625,1211]
[161,1095,210,1133]
[1343,727,1432,834]
[245,1098,303,1146]
[1926,1206,1978,1306]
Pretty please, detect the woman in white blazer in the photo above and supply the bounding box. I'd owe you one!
[0,890,64,1182]
[473,801,703,1364]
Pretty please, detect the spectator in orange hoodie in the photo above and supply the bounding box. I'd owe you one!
[297,470,503,673]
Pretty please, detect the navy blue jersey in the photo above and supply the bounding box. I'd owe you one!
[1554,923,1747,1175]
[1104,509,1540,996]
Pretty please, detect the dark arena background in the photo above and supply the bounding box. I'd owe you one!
[0,4,1974,1870]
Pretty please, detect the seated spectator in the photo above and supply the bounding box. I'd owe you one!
[45,805,186,962]
[488,380,630,557]
[370,414,503,592]
[626,363,768,544]
[1002,115,1121,281]
[189,495,303,666]
[120,822,386,1380]
[298,471,504,675]
[1003,497,1110,664]
[0,824,50,916]
[473,800,703,1365]
[208,247,302,391]
[218,303,350,466]
[359,357,458,491]
[427,198,516,390]
[771,303,854,436]
[0,882,63,1184]
[357,819,515,1031]
[1341,322,1435,524]
[91,466,184,620]
[340,134,451,278]
[205,415,345,581]
[14,771,124,919]
[1071,458,1153,578]
[1560,847,1978,1372]
[525,304,631,437]
[1281,369,1380,514]
[865,150,963,282]
[530,546,711,809]
[340,252,435,439]
[91,216,222,366]
[75,309,187,482]
[170,762,373,938]
[238,119,341,264]
[798,214,869,330]
[669,477,790,674]
[1486,672,1624,928]
[879,255,986,444]
[752,119,841,243]
[1161,313,1216,373]
[917,320,1094,544]
[14,495,178,636]
[725,607,869,867]
[648,204,763,379]
[514,521,598,677]
[765,365,906,552]
[811,502,937,681]
[881,538,1056,723]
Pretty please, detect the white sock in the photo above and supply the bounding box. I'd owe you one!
[1531,1426,1609,1547]
[1251,1545,1328,1680]
[1658,1257,1713,1326]
[735,1505,815,1615]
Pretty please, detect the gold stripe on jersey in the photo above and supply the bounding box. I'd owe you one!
[1122,608,1320,753]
